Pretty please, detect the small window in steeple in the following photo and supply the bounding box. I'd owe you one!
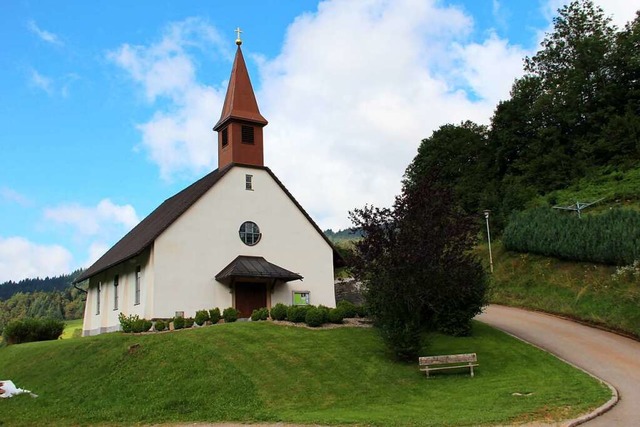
[241,125,254,144]
[246,174,253,190]
[222,128,229,147]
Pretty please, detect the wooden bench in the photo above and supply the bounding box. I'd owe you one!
[419,353,478,378]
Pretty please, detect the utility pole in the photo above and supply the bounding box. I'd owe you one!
[483,210,494,273]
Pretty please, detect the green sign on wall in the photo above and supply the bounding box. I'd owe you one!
[293,291,310,305]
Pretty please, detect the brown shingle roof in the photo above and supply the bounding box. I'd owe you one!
[75,164,233,283]
[75,163,342,283]
[215,255,302,283]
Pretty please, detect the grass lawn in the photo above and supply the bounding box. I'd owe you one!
[60,319,83,339]
[480,241,640,338]
[0,321,609,426]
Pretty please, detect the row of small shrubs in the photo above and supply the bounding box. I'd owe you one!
[121,307,239,334]
[2,317,65,345]
[118,313,153,333]
[251,300,367,328]
[118,302,365,334]
[504,207,640,265]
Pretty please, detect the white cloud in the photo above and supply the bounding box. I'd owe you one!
[107,1,532,230]
[85,242,110,267]
[0,187,32,207]
[108,18,229,179]
[543,1,639,29]
[257,0,528,229]
[452,32,528,101]
[589,0,640,27]
[44,199,139,237]
[43,199,139,270]
[0,237,72,283]
[30,69,53,95]
[28,69,78,97]
[27,20,62,45]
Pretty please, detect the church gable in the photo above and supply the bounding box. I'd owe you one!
[81,32,338,333]
[151,165,336,317]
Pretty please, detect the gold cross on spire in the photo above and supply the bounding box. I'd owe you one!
[235,27,243,46]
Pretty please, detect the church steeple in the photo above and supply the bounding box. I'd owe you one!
[214,32,268,169]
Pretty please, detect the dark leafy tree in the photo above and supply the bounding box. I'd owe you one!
[405,121,496,216]
[349,170,487,361]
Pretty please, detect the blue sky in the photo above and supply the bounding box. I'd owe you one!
[1,0,638,282]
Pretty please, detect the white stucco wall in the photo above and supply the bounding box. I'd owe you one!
[152,166,335,318]
[82,249,153,336]
[81,165,335,334]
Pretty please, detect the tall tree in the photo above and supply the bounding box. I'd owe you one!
[405,121,496,216]
[350,170,487,361]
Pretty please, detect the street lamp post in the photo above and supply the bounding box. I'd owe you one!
[483,210,494,273]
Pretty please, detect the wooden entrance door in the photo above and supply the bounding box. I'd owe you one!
[235,282,267,318]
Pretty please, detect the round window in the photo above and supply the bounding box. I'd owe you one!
[239,221,261,246]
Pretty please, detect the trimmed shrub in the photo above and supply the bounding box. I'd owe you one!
[287,305,311,323]
[185,317,195,328]
[305,307,325,327]
[2,318,65,345]
[337,300,357,318]
[209,308,221,324]
[132,318,152,333]
[355,304,368,318]
[328,308,345,324]
[251,307,269,321]
[173,316,185,330]
[154,320,166,332]
[195,310,210,326]
[270,303,288,321]
[119,313,152,333]
[317,305,330,324]
[223,307,238,323]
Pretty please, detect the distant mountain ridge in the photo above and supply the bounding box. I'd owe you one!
[324,228,363,242]
[0,270,83,301]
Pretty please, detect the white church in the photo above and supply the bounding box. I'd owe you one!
[76,36,340,336]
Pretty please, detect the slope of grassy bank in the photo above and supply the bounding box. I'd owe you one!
[0,321,609,426]
[481,241,640,338]
[538,167,640,209]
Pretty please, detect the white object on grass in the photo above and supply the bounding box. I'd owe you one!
[0,380,38,398]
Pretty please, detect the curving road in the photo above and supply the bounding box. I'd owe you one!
[477,305,640,426]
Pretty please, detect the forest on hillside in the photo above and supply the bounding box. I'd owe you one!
[405,1,640,232]
[0,272,86,334]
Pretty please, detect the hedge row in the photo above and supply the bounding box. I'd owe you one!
[252,300,367,328]
[2,317,65,345]
[503,207,640,265]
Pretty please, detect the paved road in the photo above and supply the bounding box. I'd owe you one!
[477,305,640,426]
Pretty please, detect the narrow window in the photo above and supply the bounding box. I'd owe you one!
[113,275,119,310]
[245,174,253,190]
[96,283,101,315]
[221,128,229,147]
[241,125,254,144]
[135,266,141,305]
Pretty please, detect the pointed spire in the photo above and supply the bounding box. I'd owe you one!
[213,45,267,131]
[214,35,268,169]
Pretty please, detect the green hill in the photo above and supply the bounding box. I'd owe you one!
[479,241,640,338]
[0,321,608,426]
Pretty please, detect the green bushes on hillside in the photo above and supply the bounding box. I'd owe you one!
[2,317,65,345]
[504,208,640,265]
[118,313,152,333]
